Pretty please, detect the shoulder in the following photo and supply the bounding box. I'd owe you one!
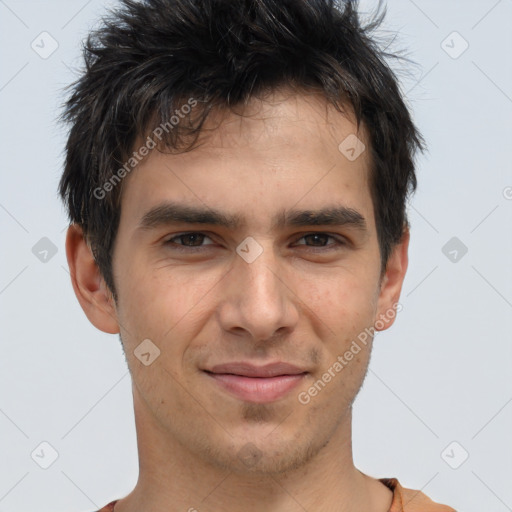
[94,500,118,512]
[380,478,457,512]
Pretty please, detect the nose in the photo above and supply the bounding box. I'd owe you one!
[216,240,300,343]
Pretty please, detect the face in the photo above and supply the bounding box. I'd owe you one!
[77,88,407,476]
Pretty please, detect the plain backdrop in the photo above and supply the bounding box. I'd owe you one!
[0,1,511,511]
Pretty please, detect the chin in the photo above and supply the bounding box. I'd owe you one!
[197,429,326,477]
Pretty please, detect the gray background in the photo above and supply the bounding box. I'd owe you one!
[1,0,511,511]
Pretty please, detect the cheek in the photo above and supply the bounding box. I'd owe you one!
[296,268,378,334]
[117,263,224,350]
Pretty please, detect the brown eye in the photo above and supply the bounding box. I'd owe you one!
[164,232,215,250]
[294,233,345,249]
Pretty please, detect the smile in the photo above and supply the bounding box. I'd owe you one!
[204,372,308,403]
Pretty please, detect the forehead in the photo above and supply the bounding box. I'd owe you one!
[118,88,374,234]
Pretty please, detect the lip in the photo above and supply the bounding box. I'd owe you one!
[204,362,308,403]
[209,362,306,377]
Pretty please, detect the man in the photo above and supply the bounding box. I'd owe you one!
[59,0,456,510]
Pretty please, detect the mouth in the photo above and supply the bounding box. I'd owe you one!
[203,362,308,403]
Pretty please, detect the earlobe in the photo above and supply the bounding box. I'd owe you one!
[374,228,410,332]
[65,224,120,334]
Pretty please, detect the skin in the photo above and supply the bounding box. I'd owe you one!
[66,86,409,512]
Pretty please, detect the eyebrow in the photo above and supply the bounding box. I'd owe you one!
[137,201,368,233]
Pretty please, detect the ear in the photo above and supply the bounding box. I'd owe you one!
[374,227,409,332]
[65,223,120,334]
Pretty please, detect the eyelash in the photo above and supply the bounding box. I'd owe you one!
[163,232,346,252]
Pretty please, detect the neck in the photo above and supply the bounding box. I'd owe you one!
[113,388,392,512]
